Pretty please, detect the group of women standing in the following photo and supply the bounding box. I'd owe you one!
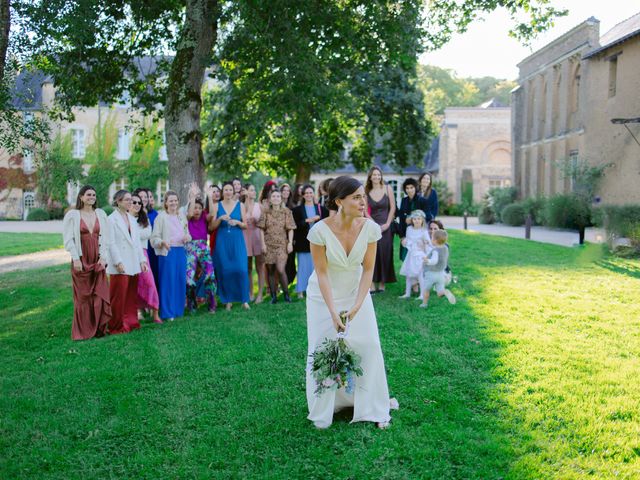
[63,179,331,340]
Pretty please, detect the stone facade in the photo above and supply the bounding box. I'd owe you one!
[513,13,640,205]
[438,105,512,203]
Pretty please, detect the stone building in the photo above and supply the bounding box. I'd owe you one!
[438,100,512,203]
[512,13,640,205]
[0,59,170,219]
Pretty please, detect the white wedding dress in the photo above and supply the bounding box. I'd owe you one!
[305,219,392,428]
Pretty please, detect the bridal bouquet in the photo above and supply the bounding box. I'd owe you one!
[310,311,363,396]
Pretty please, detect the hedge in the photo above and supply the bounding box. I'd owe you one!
[501,203,526,226]
[26,208,51,221]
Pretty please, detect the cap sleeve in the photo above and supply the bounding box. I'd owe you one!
[307,222,325,246]
[367,220,382,243]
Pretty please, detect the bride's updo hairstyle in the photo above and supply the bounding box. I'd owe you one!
[326,176,362,211]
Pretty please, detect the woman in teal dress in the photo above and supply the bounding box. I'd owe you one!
[212,182,251,310]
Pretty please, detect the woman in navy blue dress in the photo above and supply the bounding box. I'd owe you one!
[212,182,251,311]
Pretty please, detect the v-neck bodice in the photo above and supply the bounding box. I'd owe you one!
[308,219,381,271]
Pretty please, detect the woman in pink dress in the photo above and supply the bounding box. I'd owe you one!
[243,183,266,303]
[129,193,162,324]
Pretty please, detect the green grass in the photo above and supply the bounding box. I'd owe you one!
[0,233,63,257]
[1,231,639,479]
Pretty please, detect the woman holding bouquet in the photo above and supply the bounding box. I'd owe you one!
[305,175,396,429]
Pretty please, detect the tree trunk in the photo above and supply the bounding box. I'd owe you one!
[0,0,9,84]
[164,0,218,203]
[295,163,312,185]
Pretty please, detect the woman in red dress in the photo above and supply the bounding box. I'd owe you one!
[62,185,113,340]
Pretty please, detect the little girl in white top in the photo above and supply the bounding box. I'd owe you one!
[398,210,431,299]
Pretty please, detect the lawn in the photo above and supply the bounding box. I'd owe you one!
[0,231,639,479]
[0,232,63,257]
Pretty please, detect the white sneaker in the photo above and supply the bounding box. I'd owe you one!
[398,294,410,299]
[419,303,428,308]
[444,290,456,304]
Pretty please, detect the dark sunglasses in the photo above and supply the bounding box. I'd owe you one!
[132,200,142,205]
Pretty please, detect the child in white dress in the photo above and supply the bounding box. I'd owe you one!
[398,210,431,299]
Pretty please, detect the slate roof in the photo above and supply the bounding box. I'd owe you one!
[11,70,50,110]
[9,56,169,111]
[477,98,508,108]
[584,11,640,58]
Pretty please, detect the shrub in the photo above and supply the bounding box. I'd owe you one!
[47,207,66,220]
[432,179,453,210]
[442,202,479,216]
[501,203,526,226]
[487,186,518,222]
[478,204,495,224]
[520,197,547,225]
[101,205,114,216]
[544,194,591,230]
[27,208,51,221]
[594,205,640,238]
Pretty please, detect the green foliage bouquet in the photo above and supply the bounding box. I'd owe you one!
[310,312,363,396]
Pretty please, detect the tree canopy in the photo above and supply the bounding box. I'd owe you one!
[3,0,566,196]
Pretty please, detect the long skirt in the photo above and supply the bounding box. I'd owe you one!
[186,240,216,298]
[158,247,187,319]
[109,274,140,333]
[137,249,159,310]
[295,252,314,293]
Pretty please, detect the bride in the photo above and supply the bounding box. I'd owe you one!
[306,176,396,429]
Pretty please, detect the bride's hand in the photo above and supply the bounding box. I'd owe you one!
[331,311,346,333]
[345,305,361,322]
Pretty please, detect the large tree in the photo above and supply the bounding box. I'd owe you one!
[7,0,565,198]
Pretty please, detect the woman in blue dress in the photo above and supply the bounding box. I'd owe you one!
[212,181,251,311]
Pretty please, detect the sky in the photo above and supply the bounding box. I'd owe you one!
[419,0,640,80]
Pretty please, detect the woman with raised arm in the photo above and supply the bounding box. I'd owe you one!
[62,185,112,340]
[211,182,251,311]
[185,183,217,313]
[305,176,396,429]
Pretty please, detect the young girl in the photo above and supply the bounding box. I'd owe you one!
[421,230,456,308]
[398,210,431,299]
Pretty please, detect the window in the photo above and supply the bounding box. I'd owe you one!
[608,56,618,98]
[23,149,34,172]
[488,179,510,189]
[117,128,130,160]
[157,179,170,205]
[569,149,579,192]
[23,192,36,209]
[71,128,86,158]
[387,179,398,203]
[159,130,168,161]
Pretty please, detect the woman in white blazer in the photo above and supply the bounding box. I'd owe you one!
[62,185,113,340]
[150,190,191,321]
[107,189,148,334]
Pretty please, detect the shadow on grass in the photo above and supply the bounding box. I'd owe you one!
[597,256,640,280]
[1,232,613,479]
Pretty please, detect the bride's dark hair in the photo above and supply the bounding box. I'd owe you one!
[326,176,362,211]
